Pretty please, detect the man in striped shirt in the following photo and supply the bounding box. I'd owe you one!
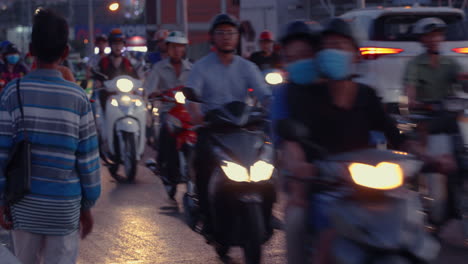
[0,9,101,264]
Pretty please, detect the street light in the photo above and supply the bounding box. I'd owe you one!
[109,2,120,12]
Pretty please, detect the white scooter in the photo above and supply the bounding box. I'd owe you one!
[94,75,146,182]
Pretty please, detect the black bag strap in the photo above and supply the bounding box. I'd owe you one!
[15,79,28,141]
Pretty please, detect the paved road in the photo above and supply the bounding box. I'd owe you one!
[1,151,468,263]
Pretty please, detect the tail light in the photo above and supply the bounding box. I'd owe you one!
[360,47,404,60]
[452,47,468,54]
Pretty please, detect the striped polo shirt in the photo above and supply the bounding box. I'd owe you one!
[0,69,101,235]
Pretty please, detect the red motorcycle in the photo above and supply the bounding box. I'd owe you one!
[146,86,197,202]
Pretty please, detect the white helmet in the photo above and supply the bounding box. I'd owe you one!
[413,17,447,35]
[166,31,189,45]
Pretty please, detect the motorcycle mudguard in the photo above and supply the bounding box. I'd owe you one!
[330,191,440,262]
[115,117,140,133]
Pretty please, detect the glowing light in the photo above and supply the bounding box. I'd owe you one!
[349,162,403,190]
[111,99,119,107]
[109,2,120,12]
[126,46,148,52]
[175,91,186,104]
[250,161,274,182]
[134,99,143,107]
[121,95,131,103]
[265,72,284,85]
[221,161,249,182]
[116,78,134,93]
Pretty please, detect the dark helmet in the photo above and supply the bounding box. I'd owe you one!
[108,28,125,44]
[95,34,108,43]
[322,18,358,46]
[209,13,239,34]
[279,20,313,44]
[2,43,19,55]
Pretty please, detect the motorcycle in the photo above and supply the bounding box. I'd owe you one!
[184,101,276,264]
[93,74,146,182]
[277,119,440,264]
[146,86,197,205]
[395,97,468,237]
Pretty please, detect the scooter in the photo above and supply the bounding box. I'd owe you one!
[277,119,440,264]
[185,101,276,264]
[94,74,146,182]
[145,87,197,202]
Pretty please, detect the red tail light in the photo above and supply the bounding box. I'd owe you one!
[360,47,404,60]
[452,47,468,54]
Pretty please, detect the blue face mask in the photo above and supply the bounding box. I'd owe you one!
[316,49,354,80]
[285,58,318,85]
[6,54,20,65]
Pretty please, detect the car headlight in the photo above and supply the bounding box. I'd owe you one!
[175,91,186,104]
[250,161,274,182]
[116,78,134,93]
[220,160,274,182]
[348,162,403,190]
[265,72,284,85]
[111,98,119,107]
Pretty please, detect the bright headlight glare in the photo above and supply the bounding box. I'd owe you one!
[349,162,403,190]
[121,95,131,104]
[111,98,119,107]
[221,161,249,182]
[175,91,186,104]
[250,161,274,182]
[116,78,134,92]
[134,99,143,107]
[265,72,284,85]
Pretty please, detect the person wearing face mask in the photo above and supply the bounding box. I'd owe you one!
[0,43,29,90]
[270,20,321,264]
[276,18,456,263]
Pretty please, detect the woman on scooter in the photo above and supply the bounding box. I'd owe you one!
[276,18,456,263]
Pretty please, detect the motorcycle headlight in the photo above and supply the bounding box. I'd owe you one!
[265,72,284,85]
[152,107,159,116]
[348,162,403,190]
[250,161,274,182]
[111,98,119,107]
[221,161,249,182]
[134,99,143,107]
[121,95,132,104]
[175,91,186,104]
[116,78,134,93]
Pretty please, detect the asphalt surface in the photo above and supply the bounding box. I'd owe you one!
[0,149,468,263]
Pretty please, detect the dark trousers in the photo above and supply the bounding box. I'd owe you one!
[158,120,179,184]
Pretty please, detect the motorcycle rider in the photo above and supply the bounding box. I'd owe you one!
[403,17,467,238]
[97,28,137,110]
[270,20,321,264]
[249,30,281,70]
[87,34,108,79]
[144,31,192,200]
[183,13,271,240]
[0,43,29,89]
[276,18,455,263]
[147,29,169,67]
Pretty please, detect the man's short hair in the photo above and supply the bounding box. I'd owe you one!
[31,8,69,64]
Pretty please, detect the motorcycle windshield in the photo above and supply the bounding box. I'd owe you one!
[211,131,265,169]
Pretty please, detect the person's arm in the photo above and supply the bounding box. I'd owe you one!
[58,65,76,82]
[144,64,161,98]
[402,59,419,108]
[0,95,13,229]
[247,62,272,108]
[184,63,205,124]
[271,84,290,145]
[76,97,101,238]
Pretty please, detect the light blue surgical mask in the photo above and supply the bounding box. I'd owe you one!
[316,49,354,80]
[285,58,318,85]
[6,54,20,65]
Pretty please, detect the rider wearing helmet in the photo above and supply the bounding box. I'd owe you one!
[97,28,137,80]
[183,13,271,239]
[87,34,108,79]
[144,31,192,200]
[0,43,29,89]
[249,30,281,70]
[147,29,170,66]
[403,17,468,107]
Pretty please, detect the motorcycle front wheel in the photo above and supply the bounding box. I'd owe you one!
[243,203,265,264]
[122,132,137,182]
